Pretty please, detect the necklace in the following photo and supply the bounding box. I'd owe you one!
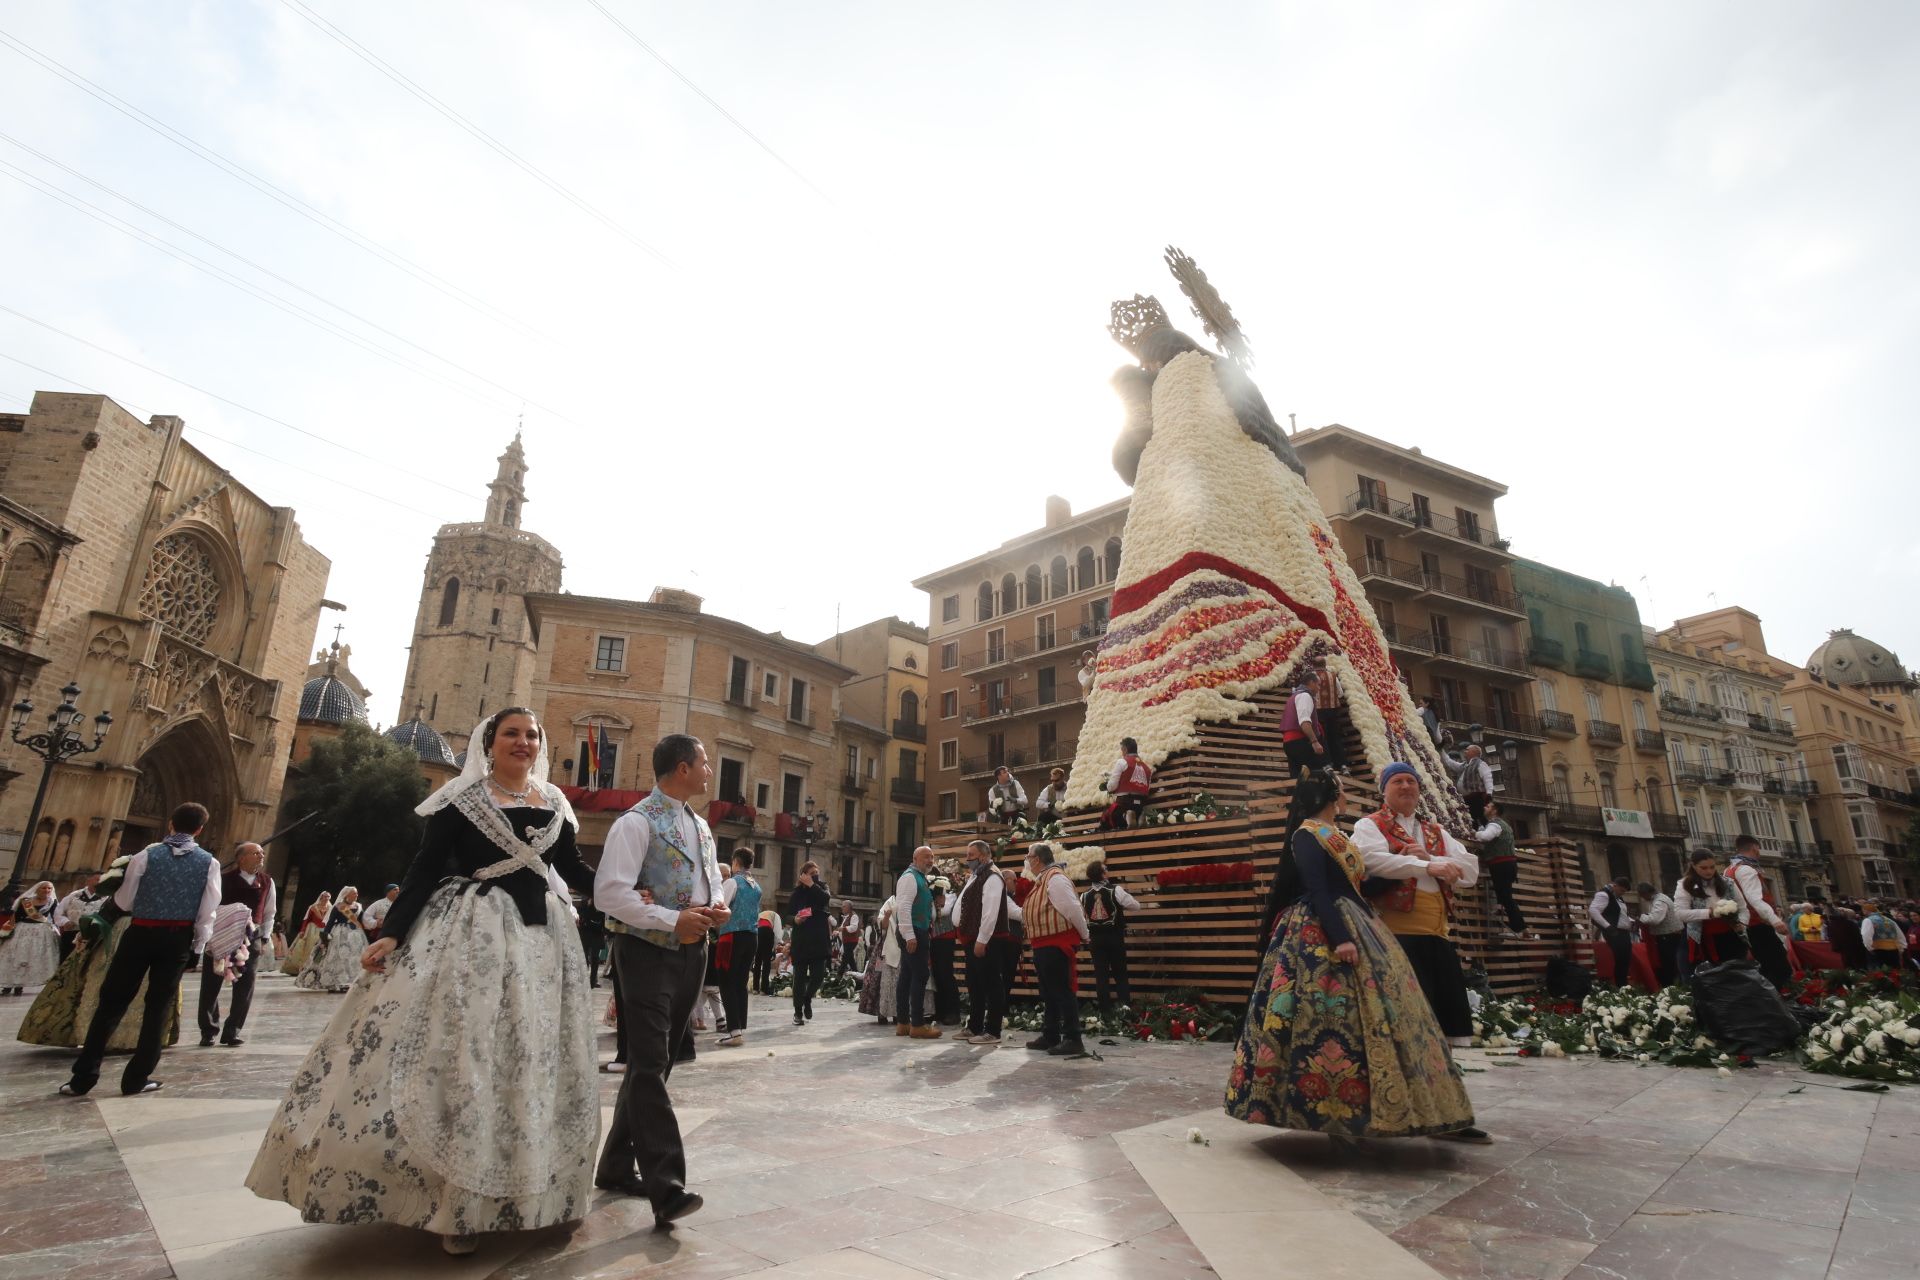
[489,774,534,803]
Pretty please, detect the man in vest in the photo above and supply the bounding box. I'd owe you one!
[1472,802,1527,939]
[1445,744,1495,826]
[1862,902,1907,966]
[893,845,941,1039]
[359,883,399,941]
[1036,767,1070,821]
[1588,875,1635,988]
[195,841,275,1047]
[1635,881,1688,986]
[1022,843,1092,1057]
[1280,679,1328,778]
[62,802,222,1098]
[836,901,862,974]
[1727,834,1793,990]
[1080,860,1141,1011]
[987,766,1028,825]
[1098,738,1153,831]
[593,734,733,1228]
[954,840,1016,1045]
[714,850,761,1047]
[53,869,105,959]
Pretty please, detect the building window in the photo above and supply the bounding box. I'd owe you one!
[1076,546,1096,590]
[904,654,917,670]
[1025,563,1043,605]
[938,791,958,821]
[940,642,958,670]
[1551,765,1572,807]
[939,739,958,770]
[490,608,502,626]
[999,573,1018,615]
[594,635,625,672]
[728,656,750,702]
[940,690,957,719]
[1358,475,1387,510]
[976,582,995,621]
[1599,771,1618,808]
[1574,621,1592,653]
[1537,679,1558,712]
[1631,700,1648,732]
[788,678,809,723]
[576,740,618,788]
[986,628,1006,665]
[781,847,797,886]
[1036,614,1056,651]
[898,747,919,782]
[1411,493,1432,527]
[941,594,960,622]
[1657,672,1671,696]
[1050,555,1069,597]
[437,577,459,626]
[1104,537,1123,580]
[755,782,772,810]
[898,688,919,725]
[717,757,745,803]
[763,671,780,700]
[1683,798,1702,836]
[1455,507,1481,541]
[1584,688,1604,721]
[781,773,804,814]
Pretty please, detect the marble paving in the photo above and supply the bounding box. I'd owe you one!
[3,972,1917,1279]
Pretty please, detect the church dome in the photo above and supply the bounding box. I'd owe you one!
[386,717,457,767]
[1807,629,1911,687]
[299,673,367,725]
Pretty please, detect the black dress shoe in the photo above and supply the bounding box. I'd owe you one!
[123,1080,163,1096]
[200,1037,217,1047]
[653,1189,703,1229]
[1026,1036,1060,1051]
[221,1037,245,1047]
[1048,1041,1087,1057]
[1434,1126,1493,1145]
[595,1173,648,1197]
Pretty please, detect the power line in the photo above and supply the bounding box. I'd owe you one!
[584,0,833,205]
[280,0,672,266]
[0,321,475,500]
[0,27,541,340]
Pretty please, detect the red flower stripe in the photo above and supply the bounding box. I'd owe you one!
[1097,599,1270,673]
[1142,631,1306,706]
[1111,550,1334,635]
[1101,616,1289,696]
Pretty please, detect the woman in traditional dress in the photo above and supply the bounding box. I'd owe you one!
[858,896,900,1025]
[1227,770,1476,1139]
[279,892,332,976]
[17,858,182,1050]
[1,882,62,994]
[1673,852,1751,968]
[295,886,365,993]
[247,708,597,1256]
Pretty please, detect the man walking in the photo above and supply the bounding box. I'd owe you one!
[894,845,940,1039]
[62,803,221,1097]
[594,734,732,1228]
[1472,802,1527,939]
[955,841,1015,1045]
[1022,843,1091,1057]
[197,841,274,1048]
[1079,860,1140,1011]
[715,850,761,1047]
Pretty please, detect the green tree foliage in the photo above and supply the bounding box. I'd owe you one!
[282,721,429,913]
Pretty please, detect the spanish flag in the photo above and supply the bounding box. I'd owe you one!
[583,725,602,787]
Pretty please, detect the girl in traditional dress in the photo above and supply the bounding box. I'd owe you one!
[18,858,182,1050]
[1,882,62,994]
[858,896,900,1024]
[247,708,597,1256]
[1227,770,1476,1139]
[295,886,365,993]
[1673,853,1751,967]
[279,892,331,976]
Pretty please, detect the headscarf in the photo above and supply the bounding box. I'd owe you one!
[416,714,577,830]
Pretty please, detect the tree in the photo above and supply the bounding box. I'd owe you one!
[282,721,430,913]
[1902,815,1920,877]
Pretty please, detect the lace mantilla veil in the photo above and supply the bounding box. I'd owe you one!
[416,716,579,829]
[413,715,581,909]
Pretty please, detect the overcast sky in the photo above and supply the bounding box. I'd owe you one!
[3,2,1914,721]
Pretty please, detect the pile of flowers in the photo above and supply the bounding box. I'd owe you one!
[1004,990,1240,1043]
[994,816,1065,853]
[1155,861,1256,889]
[1136,791,1246,827]
[1800,987,1920,1083]
[766,968,863,1002]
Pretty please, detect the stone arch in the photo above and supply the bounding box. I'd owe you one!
[1024,563,1043,605]
[1049,555,1069,597]
[1076,546,1097,589]
[139,522,244,655]
[898,688,919,724]
[975,582,994,622]
[1104,536,1123,581]
[439,577,461,626]
[123,715,238,855]
[0,539,52,631]
[998,573,1018,615]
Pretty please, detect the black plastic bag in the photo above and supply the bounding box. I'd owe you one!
[1691,959,1801,1057]
[1545,955,1592,1001]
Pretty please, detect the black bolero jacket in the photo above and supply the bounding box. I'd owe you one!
[382,803,594,943]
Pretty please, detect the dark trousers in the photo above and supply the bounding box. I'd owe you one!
[965,937,1010,1037]
[1464,792,1490,826]
[1601,928,1633,988]
[196,940,259,1042]
[580,927,602,988]
[1654,931,1689,987]
[753,929,775,992]
[70,924,193,1094]
[791,955,824,1018]
[1032,945,1080,1044]
[931,936,961,1024]
[1282,736,1325,778]
[896,927,931,1026]
[1089,931,1130,1010]
[1746,924,1793,991]
[1097,795,1147,832]
[1318,710,1349,771]
[599,934,706,1210]
[719,930,756,1031]
[1396,933,1473,1039]
[1488,860,1526,934]
[1002,926,1024,1000]
[609,960,629,1064]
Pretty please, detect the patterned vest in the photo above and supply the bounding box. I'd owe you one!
[131,842,213,921]
[1365,811,1453,937]
[1479,817,1517,865]
[724,873,762,935]
[1022,865,1075,943]
[610,789,717,950]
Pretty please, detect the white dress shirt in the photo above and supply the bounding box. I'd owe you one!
[1349,813,1479,891]
[1087,880,1141,913]
[950,869,1014,948]
[1728,863,1784,930]
[236,869,279,935]
[112,845,224,953]
[359,895,391,930]
[1036,784,1067,817]
[54,887,102,931]
[1672,878,1750,929]
[594,797,725,935]
[1039,870,1092,942]
[895,869,931,940]
[1589,888,1629,932]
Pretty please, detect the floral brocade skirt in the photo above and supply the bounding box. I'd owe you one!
[280,926,320,975]
[246,880,598,1234]
[1225,899,1473,1137]
[0,921,61,987]
[295,923,367,992]
[17,918,180,1051]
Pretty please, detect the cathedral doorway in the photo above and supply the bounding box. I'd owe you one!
[123,716,236,854]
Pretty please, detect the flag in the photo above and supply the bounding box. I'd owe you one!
[595,723,612,787]
[582,727,601,787]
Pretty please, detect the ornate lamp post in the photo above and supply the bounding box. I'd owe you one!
[5,682,112,903]
[800,795,830,885]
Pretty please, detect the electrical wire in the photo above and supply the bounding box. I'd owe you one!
[280,0,672,266]
[584,0,833,205]
[0,28,541,340]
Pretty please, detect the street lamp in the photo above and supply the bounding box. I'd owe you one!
[4,682,112,903]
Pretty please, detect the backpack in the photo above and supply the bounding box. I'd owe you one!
[1871,914,1902,946]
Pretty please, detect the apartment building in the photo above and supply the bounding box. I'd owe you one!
[814,616,929,891]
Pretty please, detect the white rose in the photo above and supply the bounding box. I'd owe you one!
[1868,1031,1889,1054]
[1806,1045,1832,1061]
[1636,1053,1651,1062]
[1847,1047,1867,1065]
[1902,1028,1920,1047]
[1695,1036,1713,1049]
[1829,1030,1848,1051]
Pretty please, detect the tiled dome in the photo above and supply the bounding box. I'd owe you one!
[298,673,367,725]
[386,716,457,766]
[1807,629,1911,688]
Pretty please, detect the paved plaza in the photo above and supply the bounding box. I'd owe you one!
[3,974,1918,1280]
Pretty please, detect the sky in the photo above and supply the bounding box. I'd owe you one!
[2,2,1915,723]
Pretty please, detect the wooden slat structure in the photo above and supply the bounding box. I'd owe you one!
[928,694,1587,1006]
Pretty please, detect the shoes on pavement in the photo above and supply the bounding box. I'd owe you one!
[122,1081,163,1096]
[716,1033,743,1047]
[896,1023,912,1037]
[1026,1036,1060,1052]
[910,1025,942,1040]
[221,1037,245,1047]
[1048,1041,1086,1057]
[968,1033,1001,1046]
[1434,1126,1493,1145]
[653,1189,703,1230]
[595,1173,648,1197]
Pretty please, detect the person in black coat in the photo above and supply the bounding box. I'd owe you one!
[786,861,832,1026]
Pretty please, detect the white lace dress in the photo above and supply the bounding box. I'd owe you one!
[295,910,366,992]
[0,899,61,988]
[246,801,597,1235]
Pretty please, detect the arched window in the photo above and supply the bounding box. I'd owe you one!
[0,542,51,631]
[898,689,919,725]
[138,532,223,646]
[1550,764,1572,807]
[1658,846,1682,887]
[1645,777,1665,813]
[999,573,1018,615]
[1050,555,1069,597]
[1076,546,1096,589]
[439,577,461,626]
[1631,700,1649,732]
[1599,771,1618,808]
[1024,564,1043,605]
[1104,537,1123,581]
[976,582,994,622]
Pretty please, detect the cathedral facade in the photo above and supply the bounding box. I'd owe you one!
[0,393,330,877]
[398,435,563,754]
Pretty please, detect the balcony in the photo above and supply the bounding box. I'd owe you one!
[1341,488,1413,531]
[1867,783,1919,808]
[961,749,1030,780]
[1540,709,1576,737]
[1672,761,1736,787]
[1415,569,1524,618]
[962,687,1084,726]
[842,772,867,795]
[838,878,884,900]
[1659,694,1722,725]
[1633,729,1665,753]
[1556,805,1605,831]
[1650,812,1689,838]
[1780,842,1827,865]
[1437,703,1550,743]
[1746,712,1796,740]
[1036,737,1078,765]
[892,717,926,743]
[1777,779,1817,797]
[890,777,925,806]
[1427,635,1530,678]
[1621,657,1656,690]
[1587,719,1624,747]
[1494,776,1556,808]
[1529,636,1566,670]
[1573,649,1613,680]
[1359,555,1426,594]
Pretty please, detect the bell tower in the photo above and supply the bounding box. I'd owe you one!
[398,433,563,753]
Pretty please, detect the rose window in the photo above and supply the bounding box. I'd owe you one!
[139,533,222,645]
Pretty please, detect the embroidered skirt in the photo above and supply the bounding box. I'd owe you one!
[247,880,597,1234]
[1225,899,1474,1137]
[16,918,182,1051]
[295,922,367,991]
[0,920,61,987]
[280,925,320,976]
